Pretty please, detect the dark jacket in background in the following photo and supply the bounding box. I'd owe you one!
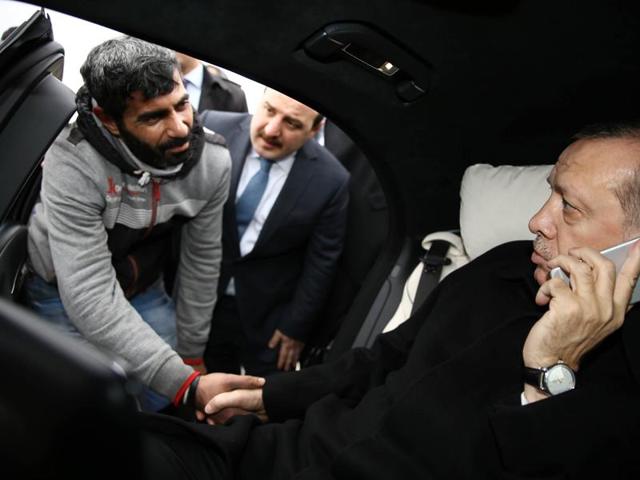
[197,67,248,113]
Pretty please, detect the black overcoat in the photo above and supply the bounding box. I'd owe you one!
[144,241,640,479]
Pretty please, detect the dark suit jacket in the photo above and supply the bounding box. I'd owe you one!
[200,110,350,345]
[143,241,640,478]
[197,67,248,113]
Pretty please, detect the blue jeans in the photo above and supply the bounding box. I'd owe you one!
[24,274,177,412]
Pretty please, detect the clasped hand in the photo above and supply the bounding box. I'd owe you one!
[194,373,267,423]
[523,244,640,400]
[190,328,304,425]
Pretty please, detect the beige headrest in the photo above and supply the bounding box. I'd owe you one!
[459,163,553,259]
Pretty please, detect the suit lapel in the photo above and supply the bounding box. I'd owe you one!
[222,117,251,199]
[248,142,319,254]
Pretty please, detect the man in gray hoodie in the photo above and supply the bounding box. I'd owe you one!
[24,36,263,412]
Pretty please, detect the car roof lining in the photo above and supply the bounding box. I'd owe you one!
[31,0,640,239]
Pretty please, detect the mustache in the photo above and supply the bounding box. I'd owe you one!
[533,235,552,261]
[259,132,282,148]
[159,134,191,152]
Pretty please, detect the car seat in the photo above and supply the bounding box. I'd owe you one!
[0,222,28,300]
[383,163,553,332]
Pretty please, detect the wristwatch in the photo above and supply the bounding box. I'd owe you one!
[523,361,576,395]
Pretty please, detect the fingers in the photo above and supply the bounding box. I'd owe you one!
[568,244,639,312]
[613,239,640,309]
[277,344,292,370]
[547,251,600,297]
[277,344,287,370]
[536,277,571,306]
[268,330,282,349]
[204,389,261,416]
[568,247,616,294]
[287,343,302,370]
[219,373,265,390]
[275,335,303,370]
[285,348,297,371]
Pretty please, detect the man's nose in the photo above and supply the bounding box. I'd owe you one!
[528,198,555,238]
[167,111,190,138]
[263,117,282,137]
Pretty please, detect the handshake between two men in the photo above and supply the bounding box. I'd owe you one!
[193,373,268,424]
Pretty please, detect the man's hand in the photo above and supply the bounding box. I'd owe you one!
[193,373,265,421]
[204,388,268,425]
[268,329,304,371]
[522,243,640,402]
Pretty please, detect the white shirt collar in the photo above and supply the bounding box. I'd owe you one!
[183,62,204,89]
[250,149,295,174]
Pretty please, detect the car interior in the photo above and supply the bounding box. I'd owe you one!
[2,0,640,476]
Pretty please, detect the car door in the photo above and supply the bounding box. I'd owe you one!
[0,14,143,480]
[0,9,76,299]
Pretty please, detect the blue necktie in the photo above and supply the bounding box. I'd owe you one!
[235,157,273,239]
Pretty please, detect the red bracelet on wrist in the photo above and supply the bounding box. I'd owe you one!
[172,371,200,407]
[183,357,204,366]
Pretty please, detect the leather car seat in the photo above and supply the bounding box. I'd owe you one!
[383,163,553,332]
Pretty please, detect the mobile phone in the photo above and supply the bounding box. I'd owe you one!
[550,237,640,304]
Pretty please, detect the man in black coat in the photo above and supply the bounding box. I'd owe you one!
[176,52,248,113]
[200,89,350,376]
[140,122,640,479]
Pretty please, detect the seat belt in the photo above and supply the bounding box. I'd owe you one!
[411,239,451,315]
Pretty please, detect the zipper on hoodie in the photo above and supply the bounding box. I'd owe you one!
[144,179,161,237]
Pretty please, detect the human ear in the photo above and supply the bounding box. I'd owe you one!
[93,106,120,137]
[308,118,324,139]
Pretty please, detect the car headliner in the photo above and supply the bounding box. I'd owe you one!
[31,0,640,239]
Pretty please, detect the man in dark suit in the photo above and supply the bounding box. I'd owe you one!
[176,52,248,113]
[140,122,640,479]
[200,88,349,376]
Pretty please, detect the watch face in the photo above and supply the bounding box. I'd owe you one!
[544,364,576,395]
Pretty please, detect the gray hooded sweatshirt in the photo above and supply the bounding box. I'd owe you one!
[27,96,231,400]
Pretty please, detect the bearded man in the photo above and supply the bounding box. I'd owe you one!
[25,37,263,413]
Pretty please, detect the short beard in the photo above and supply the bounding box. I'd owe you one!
[117,121,192,169]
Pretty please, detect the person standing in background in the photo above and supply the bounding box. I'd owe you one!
[175,52,248,113]
[200,88,350,376]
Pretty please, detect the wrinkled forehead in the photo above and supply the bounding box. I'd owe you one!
[554,137,640,184]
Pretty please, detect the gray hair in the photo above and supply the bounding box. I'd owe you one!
[80,36,179,119]
[574,121,640,230]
